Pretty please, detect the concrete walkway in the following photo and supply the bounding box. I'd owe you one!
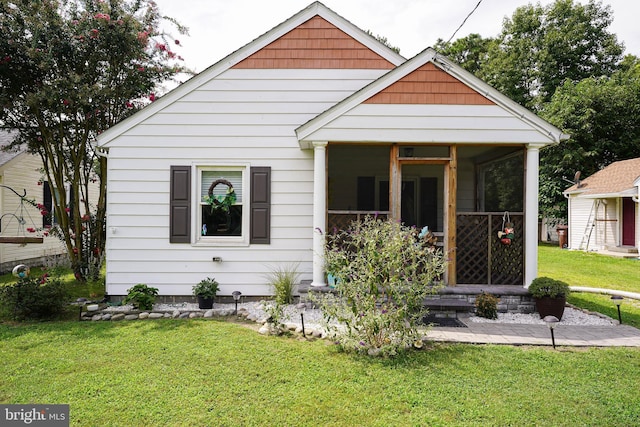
[426,319,640,347]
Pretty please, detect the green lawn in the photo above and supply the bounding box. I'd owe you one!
[1,320,639,426]
[539,244,640,328]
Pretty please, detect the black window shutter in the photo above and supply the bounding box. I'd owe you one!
[43,181,53,228]
[250,166,271,244]
[170,166,191,243]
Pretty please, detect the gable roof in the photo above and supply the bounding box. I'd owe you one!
[96,1,405,148]
[564,157,640,198]
[0,130,26,168]
[296,48,570,146]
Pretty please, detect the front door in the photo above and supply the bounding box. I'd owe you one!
[400,164,444,233]
[622,198,636,246]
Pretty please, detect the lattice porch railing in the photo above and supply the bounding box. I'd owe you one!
[456,212,524,285]
[327,210,389,233]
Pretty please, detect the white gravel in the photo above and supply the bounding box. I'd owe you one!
[467,306,616,326]
[104,301,616,326]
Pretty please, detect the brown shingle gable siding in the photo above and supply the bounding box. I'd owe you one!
[233,16,395,70]
[364,63,494,105]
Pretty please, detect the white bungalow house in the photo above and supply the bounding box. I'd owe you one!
[563,157,640,255]
[96,2,568,299]
[0,130,66,271]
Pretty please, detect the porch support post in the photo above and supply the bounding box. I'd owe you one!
[524,144,543,287]
[311,141,328,287]
[447,145,457,285]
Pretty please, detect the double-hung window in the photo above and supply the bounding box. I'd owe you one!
[198,167,246,241]
[169,165,270,245]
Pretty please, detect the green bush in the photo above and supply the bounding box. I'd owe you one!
[315,217,448,357]
[267,263,300,305]
[528,276,570,298]
[122,284,158,310]
[192,277,220,298]
[0,276,69,321]
[475,291,498,319]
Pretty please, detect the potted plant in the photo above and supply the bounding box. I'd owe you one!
[193,277,220,309]
[528,277,571,320]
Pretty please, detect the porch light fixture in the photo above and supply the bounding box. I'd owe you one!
[232,291,242,315]
[543,315,559,349]
[611,295,623,324]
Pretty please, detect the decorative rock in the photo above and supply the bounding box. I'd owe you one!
[149,313,164,319]
[247,313,257,322]
[111,313,125,321]
[124,314,138,320]
[295,326,303,334]
[258,324,271,335]
[172,310,180,318]
[285,323,297,331]
[91,314,102,321]
[101,313,112,321]
[139,312,150,319]
[164,313,172,318]
[204,310,214,318]
[189,312,203,318]
[296,303,306,310]
[179,312,190,319]
[312,329,322,338]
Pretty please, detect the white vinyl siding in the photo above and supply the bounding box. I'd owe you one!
[104,68,388,296]
[304,104,555,144]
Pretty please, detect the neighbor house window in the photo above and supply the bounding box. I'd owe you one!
[199,168,245,240]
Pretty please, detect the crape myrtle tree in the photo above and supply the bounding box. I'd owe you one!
[0,0,188,280]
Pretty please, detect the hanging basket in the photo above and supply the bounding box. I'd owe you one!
[497,211,515,245]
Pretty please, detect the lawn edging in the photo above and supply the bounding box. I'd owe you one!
[570,287,640,300]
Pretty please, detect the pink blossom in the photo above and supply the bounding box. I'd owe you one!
[126,101,133,108]
[63,99,70,106]
[174,39,180,45]
[26,227,36,233]
[149,93,156,102]
[94,13,110,21]
[65,207,70,213]
[90,29,99,38]
[155,42,167,51]
[137,66,145,72]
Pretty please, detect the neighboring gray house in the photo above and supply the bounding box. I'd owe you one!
[0,130,65,271]
[564,157,640,255]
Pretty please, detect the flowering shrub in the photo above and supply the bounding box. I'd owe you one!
[0,275,69,321]
[314,217,448,357]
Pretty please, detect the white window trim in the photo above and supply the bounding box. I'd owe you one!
[192,163,250,246]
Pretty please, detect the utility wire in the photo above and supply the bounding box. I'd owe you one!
[446,0,484,43]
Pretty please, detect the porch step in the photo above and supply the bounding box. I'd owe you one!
[605,245,638,254]
[424,298,474,312]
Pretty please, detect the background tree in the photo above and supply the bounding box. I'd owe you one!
[434,33,495,76]
[437,0,630,221]
[484,0,623,110]
[539,58,640,219]
[0,0,188,280]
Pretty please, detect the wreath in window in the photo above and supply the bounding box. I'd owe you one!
[203,179,237,213]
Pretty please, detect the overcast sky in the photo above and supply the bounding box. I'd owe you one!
[153,0,640,75]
